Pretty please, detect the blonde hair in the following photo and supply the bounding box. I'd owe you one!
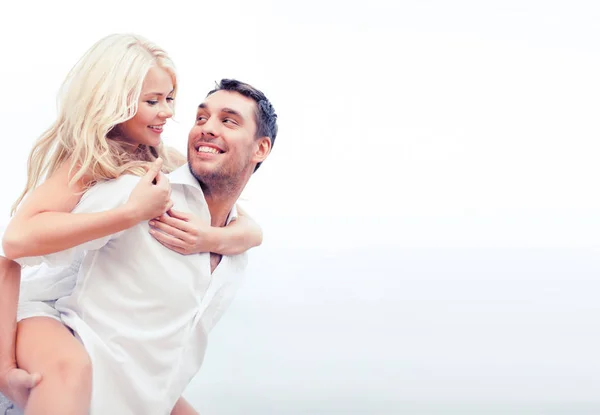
[11,33,182,215]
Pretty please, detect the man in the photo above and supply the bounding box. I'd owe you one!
[0,79,278,414]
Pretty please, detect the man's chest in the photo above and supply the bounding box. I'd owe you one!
[210,253,222,274]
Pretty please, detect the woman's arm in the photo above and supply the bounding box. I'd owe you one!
[0,258,21,381]
[2,159,172,260]
[0,257,41,407]
[216,205,263,253]
[148,205,263,256]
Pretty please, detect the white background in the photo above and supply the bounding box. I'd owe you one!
[0,1,599,413]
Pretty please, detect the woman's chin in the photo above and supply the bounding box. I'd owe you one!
[140,137,162,148]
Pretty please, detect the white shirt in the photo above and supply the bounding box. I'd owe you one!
[17,165,248,415]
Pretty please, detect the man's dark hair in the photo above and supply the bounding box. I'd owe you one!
[207,79,278,171]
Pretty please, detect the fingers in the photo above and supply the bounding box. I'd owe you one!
[166,199,174,212]
[149,228,187,250]
[30,372,42,388]
[149,219,189,241]
[143,158,163,182]
[152,213,192,233]
[8,368,41,389]
[155,171,170,188]
[167,209,190,221]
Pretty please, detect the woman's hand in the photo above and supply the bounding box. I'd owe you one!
[149,205,263,256]
[148,209,215,255]
[0,366,41,409]
[126,158,173,222]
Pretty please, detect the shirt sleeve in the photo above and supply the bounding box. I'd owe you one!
[14,175,142,268]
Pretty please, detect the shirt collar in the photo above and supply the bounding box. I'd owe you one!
[168,164,203,190]
[168,164,238,225]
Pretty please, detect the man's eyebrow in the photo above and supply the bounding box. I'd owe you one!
[197,104,243,119]
[222,108,242,118]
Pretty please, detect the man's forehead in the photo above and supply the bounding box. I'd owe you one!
[198,90,256,116]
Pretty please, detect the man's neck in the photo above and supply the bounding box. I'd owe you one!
[205,194,238,227]
[199,169,253,227]
[199,174,250,273]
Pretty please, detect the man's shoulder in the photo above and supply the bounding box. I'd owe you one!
[78,174,141,206]
[99,174,142,187]
[87,174,141,193]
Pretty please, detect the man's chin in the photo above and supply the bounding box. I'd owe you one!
[189,160,219,180]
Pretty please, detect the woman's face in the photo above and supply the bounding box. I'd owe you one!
[119,66,174,147]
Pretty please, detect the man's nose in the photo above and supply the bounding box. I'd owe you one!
[200,116,218,137]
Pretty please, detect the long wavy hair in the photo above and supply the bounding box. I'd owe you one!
[11,33,182,215]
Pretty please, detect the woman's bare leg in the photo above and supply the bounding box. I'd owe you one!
[171,397,198,415]
[16,317,91,415]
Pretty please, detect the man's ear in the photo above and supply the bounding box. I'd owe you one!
[252,136,271,164]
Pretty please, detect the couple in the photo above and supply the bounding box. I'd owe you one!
[0,34,277,414]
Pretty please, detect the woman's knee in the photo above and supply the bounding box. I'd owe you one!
[45,350,92,389]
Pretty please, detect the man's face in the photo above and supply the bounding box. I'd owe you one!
[187,90,268,187]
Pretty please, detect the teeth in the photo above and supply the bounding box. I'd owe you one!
[149,125,163,130]
[197,146,220,154]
